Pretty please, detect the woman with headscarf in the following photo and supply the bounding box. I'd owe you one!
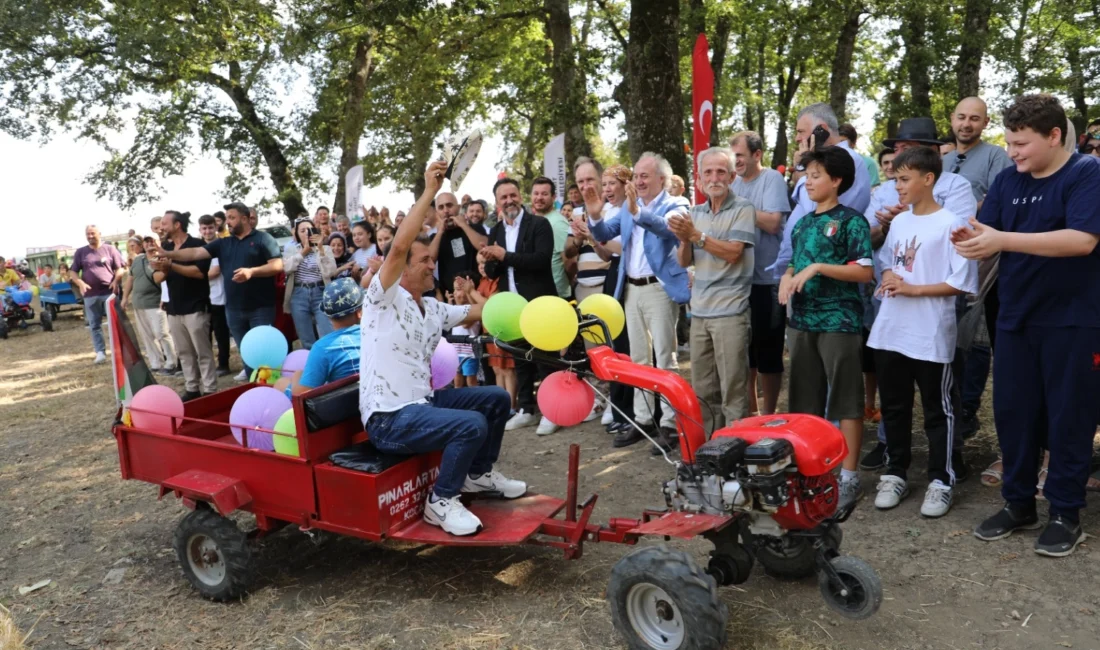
[327,233,355,279]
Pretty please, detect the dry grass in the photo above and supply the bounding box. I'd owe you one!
[0,604,27,650]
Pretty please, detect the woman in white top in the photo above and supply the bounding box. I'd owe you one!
[282,218,337,349]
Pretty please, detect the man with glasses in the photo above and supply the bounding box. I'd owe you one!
[942,97,1014,212]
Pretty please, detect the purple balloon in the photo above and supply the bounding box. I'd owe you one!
[430,338,460,390]
[282,349,310,374]
[229,387,292,452]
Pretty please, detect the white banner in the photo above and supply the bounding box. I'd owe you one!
[543,133,567,206]
[345,165,364,219]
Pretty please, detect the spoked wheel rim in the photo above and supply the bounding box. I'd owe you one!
[186,533,226,587]
[625,583,685,649]
[824,570,867,614]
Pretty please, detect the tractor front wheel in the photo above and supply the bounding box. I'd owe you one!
[40,307,53,332]
[173,508,253,601]
[608,545,728,650]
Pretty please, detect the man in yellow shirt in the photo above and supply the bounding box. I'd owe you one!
[0,258,21,289]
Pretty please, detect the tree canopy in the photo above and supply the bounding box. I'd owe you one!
[2,0,1097,218]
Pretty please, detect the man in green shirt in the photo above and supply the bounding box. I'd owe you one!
[530,175,576,299]
[840,124,881,188]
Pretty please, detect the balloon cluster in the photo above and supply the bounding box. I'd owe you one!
[481,292,625,350]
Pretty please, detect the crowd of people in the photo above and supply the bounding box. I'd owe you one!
[61,92,1100,547]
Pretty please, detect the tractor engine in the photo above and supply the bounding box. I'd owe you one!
[662,414,847,531]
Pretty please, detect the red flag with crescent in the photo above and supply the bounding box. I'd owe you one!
[692,34,714,205]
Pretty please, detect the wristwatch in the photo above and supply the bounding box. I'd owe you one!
[695,232,707,247]
[794,163,806,172]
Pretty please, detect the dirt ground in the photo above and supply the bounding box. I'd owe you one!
[2,308,1099,650]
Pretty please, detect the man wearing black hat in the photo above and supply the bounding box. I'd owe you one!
[154,202,284,381]
[866,118,977,249]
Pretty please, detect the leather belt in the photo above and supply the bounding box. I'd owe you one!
[298,281,324,289]
[626,275,659,287]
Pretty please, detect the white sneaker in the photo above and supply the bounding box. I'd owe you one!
[423,494,483,536]
[234,369,249,382]
[505,409,538,431]
[536,416,560,435]
[583,402,601,422]
[463,470,528,499]
[839,476,863,510]
[601,408,615,426]
[920,480,953,518]
[94,352,107,364]
[874,475,910,510]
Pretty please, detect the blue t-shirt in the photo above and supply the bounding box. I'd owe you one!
[299,324,361,389]
[979,153,1100,330]
[203,229,282,311]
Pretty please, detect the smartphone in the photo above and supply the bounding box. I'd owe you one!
[310,228,319,236]
[812,125,829,149]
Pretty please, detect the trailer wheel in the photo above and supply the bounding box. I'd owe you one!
[818,556,882,620]
[756,526,842,580]
[608,545,727,650]
[45,303,58,319]
[173,508,253,601]
[40,307,53,332]
[0,321,8,340]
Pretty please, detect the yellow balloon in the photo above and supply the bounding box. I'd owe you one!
[578,293,625,344]
[519,296,578,351]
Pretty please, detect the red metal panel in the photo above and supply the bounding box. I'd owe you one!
[718,414,847,476]
[161,470,253,516]
[625,512,733,539]
[314,452,442,538]
[391,494,566,546]
[116,427,316,523]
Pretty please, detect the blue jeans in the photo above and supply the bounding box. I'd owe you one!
[83,294,110,354]
[960,344,991,413]
[367,387,511,498]
[289,284,333,349]
[226,306,276,374]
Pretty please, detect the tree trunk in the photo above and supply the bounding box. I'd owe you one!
[955,0,992,98]
[709,14,732,146]
[772,54,804,170]
[828,4,863,121]
[1066,44,1088,136]
[901,4,932,117]
[1009,0,1031,96]
[755,39,766,133]
[546,0,592,170]
[619,0,687,178]
[210,64,306,222]
[884,73,904,138]
[332,32,375,218]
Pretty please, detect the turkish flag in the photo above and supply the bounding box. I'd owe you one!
[691,34,714,205]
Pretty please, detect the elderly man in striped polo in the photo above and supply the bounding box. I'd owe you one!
[668,147,757,431]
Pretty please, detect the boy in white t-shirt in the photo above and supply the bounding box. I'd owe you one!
[867,147,978,518]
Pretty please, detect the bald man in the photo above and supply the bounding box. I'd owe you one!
[428,190,487,297]
[944,97,1014,210]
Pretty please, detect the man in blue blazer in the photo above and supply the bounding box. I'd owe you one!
[583,152,691,452]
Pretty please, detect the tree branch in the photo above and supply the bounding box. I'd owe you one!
[593,0,628,49]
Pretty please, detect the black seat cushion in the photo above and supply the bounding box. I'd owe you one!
[303,382,360,432]
[329,442,410,474]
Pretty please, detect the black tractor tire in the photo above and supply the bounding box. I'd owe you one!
[756,526,842,580]
[818,556,883,620]
[707,545,754,586]
[45,303,58,319]
[0,321,8,339]
[40,307,53,332]
[608,545,728,650]
[173,508,253,602]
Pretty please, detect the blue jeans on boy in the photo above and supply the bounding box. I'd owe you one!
[83,294,110,354]
[366,387,511,498]
[226,306,276,374]
[289,284,333,350]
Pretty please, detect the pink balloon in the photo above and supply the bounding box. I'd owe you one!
[229,387,292,451]
[537,371,595,427]
[431,339,459,390]
[130,385,185,434]
[282,349,310,374]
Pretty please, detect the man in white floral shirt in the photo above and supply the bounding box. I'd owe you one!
[359,160,526,537]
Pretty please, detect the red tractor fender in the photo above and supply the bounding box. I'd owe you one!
[159,470,253,516]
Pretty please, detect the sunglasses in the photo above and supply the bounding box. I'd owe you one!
[951,153,967,174]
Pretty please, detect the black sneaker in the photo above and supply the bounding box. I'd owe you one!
[953,455,971,484]
[650,427,679,456]
[1035,515,1085,558]
[606,422,628,435]
[181,390,202,402]
[613,425,645,448]
[860,442,888,470]
[974,501,1041,541]
[216,366,232,377]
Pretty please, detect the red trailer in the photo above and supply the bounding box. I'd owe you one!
[112,326,882,650]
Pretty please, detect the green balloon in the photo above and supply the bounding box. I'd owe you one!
[272,408,299,457]
[482,292,528,341]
